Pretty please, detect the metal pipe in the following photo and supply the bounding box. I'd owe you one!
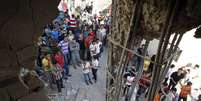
[147,0,179,100]
[128,40,150,101]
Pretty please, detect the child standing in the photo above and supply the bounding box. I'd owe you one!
[81,61,93,85]
[51,61,64,93]
[91,56,99,83]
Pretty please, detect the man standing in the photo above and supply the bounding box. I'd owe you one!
[169,68,184,89]
[69,14,77,34]
[95,39,103,60]
[89,40,97,60]
[97,25,106,42]
[91,56,99,82]
[178,82,193,101]
[164,88,177,101]
[69,39,80,69]
[58,37,71,77]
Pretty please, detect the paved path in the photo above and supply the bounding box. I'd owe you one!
[47,48,107,101]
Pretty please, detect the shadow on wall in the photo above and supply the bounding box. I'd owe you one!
[0,0,59,101]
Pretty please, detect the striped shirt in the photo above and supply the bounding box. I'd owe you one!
[52,64,63,80]
[69,18,77,28]
[58,40,69,54]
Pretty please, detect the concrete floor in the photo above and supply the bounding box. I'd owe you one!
[47,48,107,101]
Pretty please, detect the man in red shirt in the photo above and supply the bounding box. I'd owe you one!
[136,72,151,100]
[178,82,192,101]
[85,28,95,48]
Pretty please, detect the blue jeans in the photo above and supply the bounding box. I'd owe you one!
[83,73,91,81]
[63,53,70,75]
[71,52,80,65]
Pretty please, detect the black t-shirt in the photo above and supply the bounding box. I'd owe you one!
[170,72,184,82]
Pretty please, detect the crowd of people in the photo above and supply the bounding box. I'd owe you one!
[155,64,201,101]
[31,2,201,100]
[34,9,110,94]
[123,47,201,101]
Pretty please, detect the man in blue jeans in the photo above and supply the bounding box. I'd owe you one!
[69,38,81,69]
[58,37,71,78]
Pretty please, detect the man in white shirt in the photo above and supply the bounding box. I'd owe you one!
[97,25,106,41]
[89,40,97,59]
[164,88,177,101]
[95,39,103,60]
[123,74,135,95]
[189,64,200,100]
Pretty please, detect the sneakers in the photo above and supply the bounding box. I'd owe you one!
[85,81,89,85]
[89,80,93,84]
[67,74,72,77]
[61,86,65,88]
[63,76,68,80]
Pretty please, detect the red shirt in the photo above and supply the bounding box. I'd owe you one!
[85,32,95,48]
[180,85,191,97]
[54,54,64,68]
[139,75,150,88]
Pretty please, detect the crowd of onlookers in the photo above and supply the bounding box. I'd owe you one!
[123,47,201,101]
[31,2,201,101]
[34,9,110,94]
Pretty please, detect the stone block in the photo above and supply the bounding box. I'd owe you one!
[6,81,29,100]
[18,90,49,101]
[24,74,44,91]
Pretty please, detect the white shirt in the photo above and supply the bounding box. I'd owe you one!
[166,68,174,78]
[92,59,99,69]
[164,92,175,101]
[82,62,90,74]
[96,42,102,54]
[126,76,135,86]
[68,34,74,41]
[190,68,199,79]
[97,28,106,41]
[89,43,97,56]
